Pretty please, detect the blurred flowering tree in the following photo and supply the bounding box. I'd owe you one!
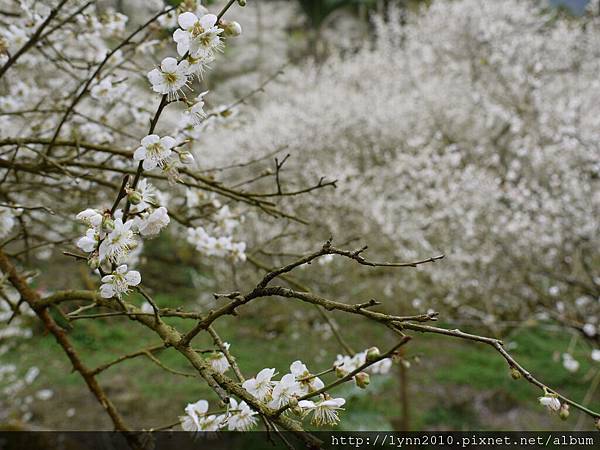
[202,0,600,399]
[0,0,598,439]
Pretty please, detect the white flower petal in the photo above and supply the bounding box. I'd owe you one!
[178,12,198,30]
[147,69,162,85]
[141,134,160,146]
[199,14,217,30]
[125,270,141,286]
[133,147,146,161]
[176,40,189,57]
[160,136,176,149]
[100,284,115,298]
[161,57,178,72]
[142,158,157,171]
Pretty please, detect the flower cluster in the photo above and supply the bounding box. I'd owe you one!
[190,350,393,430]
[75,181,170,297]
[181,358,348,432]
[180,354,360,431]
[187,227,246,262]
[148,11,241,102]
[71,2,244,299]
[334,347,393,379]
[186,204,246,262]
[179,398,257,432]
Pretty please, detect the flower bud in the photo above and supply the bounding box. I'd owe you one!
[237,0,246,6]
[179,151,195,165]
[88,254,100,270]
[335,365,347,378]
[510,367,521,380]
[127,189,142,205]
[219,108,233,118]
[559,404,569,420]
[354,372,370,389]
[101,214,115,232]
[366,347,380,362]
[224,21,242,37]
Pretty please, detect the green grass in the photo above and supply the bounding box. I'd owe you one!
[430,327,592,401]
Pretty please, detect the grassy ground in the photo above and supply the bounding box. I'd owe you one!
[4,288,598,432]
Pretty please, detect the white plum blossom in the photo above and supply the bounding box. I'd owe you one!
[298,395,345,426]
[147,57,189,100]
[140,301,153,314]
[76,229,99,253]
[98,218,136,263]
[207,344,230,374]
[173,13,223,58]
[136,207,170,237]
[186,399,208,421]
[2,25,28,54]
[159,2,209,30]
[269,373,302,409]
[187,91,209,125]
[562,354,580,373]
[179,399,224,432]
[90,76,126,103]
[197,414,225,432]
[180,413,199,432]
[334,354,359,377]
[369,357,392,374]
[242,368,276,401]
[134,135,176,171]
[583,323,596,337]
[226,398,257,431]
[184,52,214,81]
[186,226,246,261]
[539,394,561,413]
[76,208,103,230]
[35,389,54,401]
[334,349,393,379]
[129,179,155,213]
[0,208,16,239]
[99,265,141,299]
[230,242,246,262]
[290,360,324,394]
[24,366,40,384]
[213,205,240,234]
[592,349,600,362]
